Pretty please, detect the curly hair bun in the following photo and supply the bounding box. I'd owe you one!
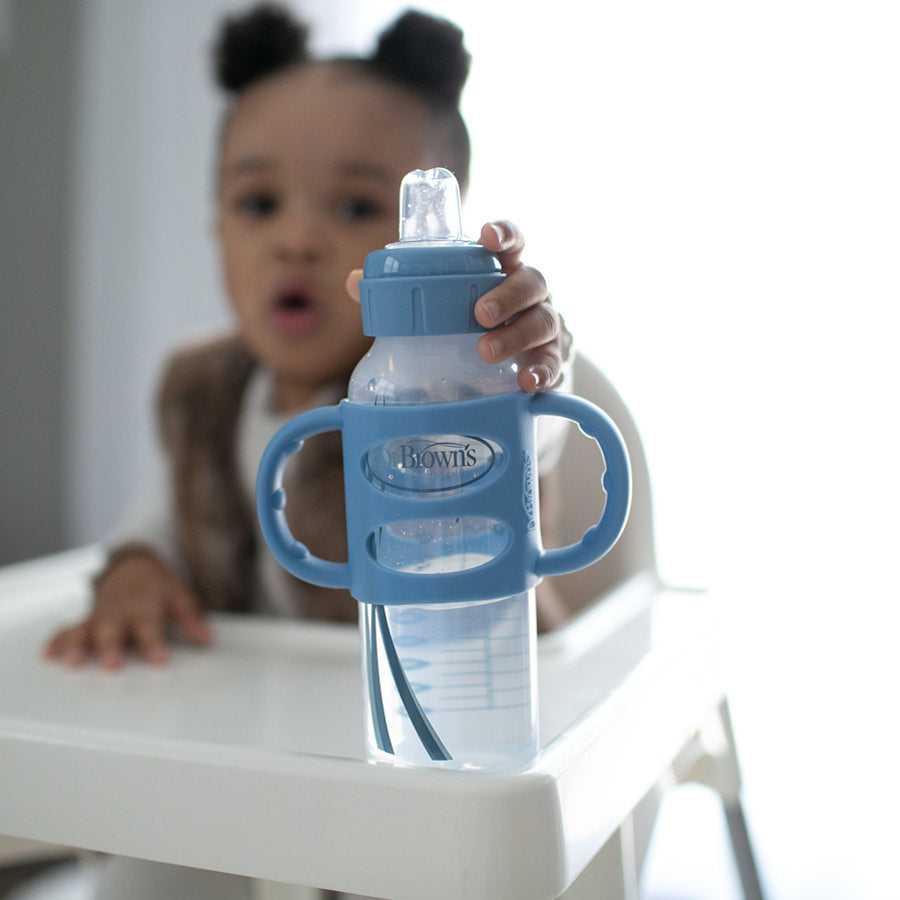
[372,11,471,108]
[214,2,310,93]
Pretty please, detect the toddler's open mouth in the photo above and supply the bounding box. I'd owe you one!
[270,286,319,336]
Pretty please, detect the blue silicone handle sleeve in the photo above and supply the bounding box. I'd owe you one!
[256,392,631,600]
[527,391,632,577]
[255,404,352,589]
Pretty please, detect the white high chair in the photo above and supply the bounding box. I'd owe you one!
[545,353,765,899]
[0,353,765,900]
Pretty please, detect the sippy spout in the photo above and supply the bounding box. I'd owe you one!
[397,167,464,243]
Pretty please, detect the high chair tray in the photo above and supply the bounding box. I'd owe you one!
[0,547,723,900]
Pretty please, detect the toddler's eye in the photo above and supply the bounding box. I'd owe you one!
[335,197,383,222]
[235,192,279,218]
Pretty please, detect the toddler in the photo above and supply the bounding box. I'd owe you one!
[45,3,573,673]
[38,7,584,897]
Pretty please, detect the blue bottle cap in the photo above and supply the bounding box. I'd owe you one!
[359,169,505,336]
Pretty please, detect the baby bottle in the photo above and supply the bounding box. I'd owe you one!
[256,168,632,769]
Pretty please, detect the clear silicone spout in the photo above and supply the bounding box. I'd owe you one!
[397,167,464,243]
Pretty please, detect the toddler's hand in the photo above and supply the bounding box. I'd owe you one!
[43,553,212,669]
[475,221,570,393]
[344,219,570,392]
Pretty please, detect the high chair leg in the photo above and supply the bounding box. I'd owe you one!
[717,701,766,900]
[555,811,639,900]
[724,800,765,900]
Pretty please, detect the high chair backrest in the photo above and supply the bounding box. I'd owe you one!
[550,353,657,611]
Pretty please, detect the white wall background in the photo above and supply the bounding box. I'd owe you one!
[0,0,78,563]
[3,1,899,897]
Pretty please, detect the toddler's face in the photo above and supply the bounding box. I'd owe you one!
[217,64,443,410]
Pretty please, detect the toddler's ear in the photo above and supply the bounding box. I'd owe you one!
[345,269,363,304]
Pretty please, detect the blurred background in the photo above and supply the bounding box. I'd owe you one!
[1,1,898,897]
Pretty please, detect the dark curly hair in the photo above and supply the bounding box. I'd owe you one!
[213,4,471,188]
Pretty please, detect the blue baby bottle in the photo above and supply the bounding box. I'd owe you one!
[257,168,632,769]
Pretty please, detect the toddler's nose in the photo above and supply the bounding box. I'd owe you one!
[275,209,327,262]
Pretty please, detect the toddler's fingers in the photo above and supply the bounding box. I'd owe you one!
[131,617,169,666]
[515,340,565,393]
[477,296,559,368]
[474,264,549,334]
[479,220,525,270]
[167,586,213,645]
[345,269,363,304]
[44,624,89,667]
[92,618,127,670]
[43,628,67,659]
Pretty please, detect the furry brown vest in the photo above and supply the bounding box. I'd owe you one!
[157,334,357,622]
[154,333,566,630]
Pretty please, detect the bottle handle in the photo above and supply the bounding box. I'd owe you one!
[528,392,632,578]
[255,404,351,588]
[257,392,633,592]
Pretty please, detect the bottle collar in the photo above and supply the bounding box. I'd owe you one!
[359,243,504,337]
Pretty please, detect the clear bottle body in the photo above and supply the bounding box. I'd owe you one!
[348,334,539,769]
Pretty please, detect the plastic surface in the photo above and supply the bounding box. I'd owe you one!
[259,165,633,768]
[349,195,539,765]
[396,167,464,243]
[0,548,727,900]
[256,381,630,768]
[0,355,746,897]
[349,332,520,404]
[359,245,503,336]
[256,392,632,602]
[362,594,538,767]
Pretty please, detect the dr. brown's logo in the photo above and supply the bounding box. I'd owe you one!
[365,434,498,495]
